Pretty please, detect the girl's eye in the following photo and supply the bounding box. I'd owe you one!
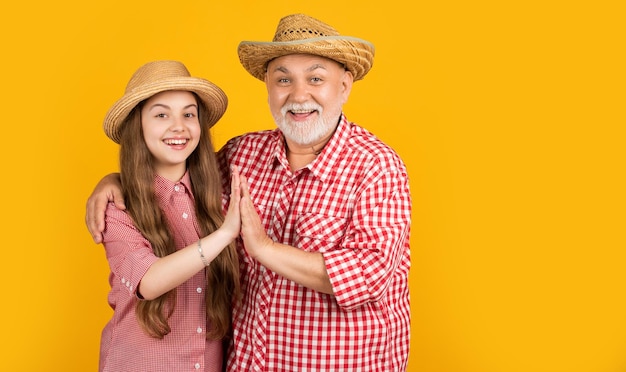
[184,113,195,118]
[156,113,166,118]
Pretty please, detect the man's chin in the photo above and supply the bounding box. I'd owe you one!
[277,118,336,145]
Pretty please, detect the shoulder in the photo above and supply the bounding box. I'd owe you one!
[345,122,407,173]
[222,129,278,150]
[218,129,280,161]
[103,203,144,242]
[104,202,135,227]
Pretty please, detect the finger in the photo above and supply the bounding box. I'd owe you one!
[240,175,250,197]
[240,194,260,227]
[92,231,103,244]
[230,167,241,199]
[94,197,108,231]
[86,218,103,244]
[86,197,102,243]
[112,188,126,210]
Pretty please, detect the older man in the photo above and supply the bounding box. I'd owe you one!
[87,13,412,371]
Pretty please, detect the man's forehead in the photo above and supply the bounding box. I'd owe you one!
[267,54,343,71]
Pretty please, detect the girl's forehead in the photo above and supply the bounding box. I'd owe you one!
[142,91,198,108]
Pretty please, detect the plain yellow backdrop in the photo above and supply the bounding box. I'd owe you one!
[1,0,624,371]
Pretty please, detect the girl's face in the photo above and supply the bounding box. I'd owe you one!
[141,90,201,181]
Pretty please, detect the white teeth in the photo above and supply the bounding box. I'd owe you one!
[164,139,187,145]
[291,109,313,113]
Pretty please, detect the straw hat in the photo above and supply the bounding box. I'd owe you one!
[103,60,228,144]
[237,14,375,82]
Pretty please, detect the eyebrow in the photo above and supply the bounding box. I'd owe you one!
[273,64,327,74]
[147,103,198,110]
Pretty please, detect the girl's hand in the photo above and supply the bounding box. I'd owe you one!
[221,166,242,240]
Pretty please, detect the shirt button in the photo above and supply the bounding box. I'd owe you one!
[121,278,126,284]
[174,185,180,192]
[194,363,201,369]
[197,327,202,333]
[196,287,202,294]
[182,212,188,219]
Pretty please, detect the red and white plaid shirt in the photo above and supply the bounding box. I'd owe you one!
[219,115,412,371]
[100,172,223,372]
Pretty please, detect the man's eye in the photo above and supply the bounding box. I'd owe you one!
[311,77,322,83]
[278,78,289,83]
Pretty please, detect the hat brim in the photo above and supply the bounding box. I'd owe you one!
[104,77,228,144]
[237,36,375,82]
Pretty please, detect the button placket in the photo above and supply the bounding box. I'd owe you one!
[269,178,296,240]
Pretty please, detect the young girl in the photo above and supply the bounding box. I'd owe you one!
[98,60,240,372]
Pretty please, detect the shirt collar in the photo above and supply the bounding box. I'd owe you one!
[264,113,352,181]
[264,129,288,170]
[154,170,193,207]
[266,114,351,181]
[309,113,351,182]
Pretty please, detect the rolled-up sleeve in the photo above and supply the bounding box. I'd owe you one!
[324,164,412,310]
[102,203,159,297]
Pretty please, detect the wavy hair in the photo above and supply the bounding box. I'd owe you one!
[117,94,240,340]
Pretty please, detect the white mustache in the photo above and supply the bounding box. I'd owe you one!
[280,103,323,116]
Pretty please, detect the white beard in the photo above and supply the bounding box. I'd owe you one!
[273,102,341,145]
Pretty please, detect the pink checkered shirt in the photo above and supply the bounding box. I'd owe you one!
[219,115,412,371]
[100,172,223,372]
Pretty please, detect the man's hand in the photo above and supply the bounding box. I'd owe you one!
[85,173,124,244]
[239,174,274,258]
[238,174,333,294]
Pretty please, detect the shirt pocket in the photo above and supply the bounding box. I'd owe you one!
[295,212,348,253]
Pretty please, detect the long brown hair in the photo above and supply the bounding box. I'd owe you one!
[118,94,240,340]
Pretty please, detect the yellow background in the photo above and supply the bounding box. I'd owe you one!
[1,0,624,371]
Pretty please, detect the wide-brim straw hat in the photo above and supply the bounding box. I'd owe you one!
[237,14,375,82]
[103,60,228,144]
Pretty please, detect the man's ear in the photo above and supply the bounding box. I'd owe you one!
[341,69,354,104]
